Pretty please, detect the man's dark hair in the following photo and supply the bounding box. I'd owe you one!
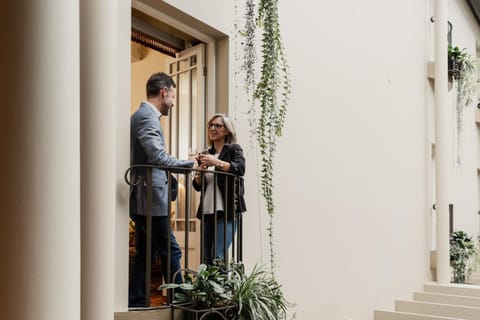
[146,72,176,98]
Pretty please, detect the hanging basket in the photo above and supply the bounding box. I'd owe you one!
[448,57,463,79]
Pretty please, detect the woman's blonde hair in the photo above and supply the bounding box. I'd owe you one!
[207,113,237,145]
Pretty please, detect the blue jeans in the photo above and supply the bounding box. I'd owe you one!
[129,214,182,307]
[202,212,236,265]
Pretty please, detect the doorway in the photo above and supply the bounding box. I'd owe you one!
[130,13,206,307]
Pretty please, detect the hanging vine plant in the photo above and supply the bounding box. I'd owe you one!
[241,0,257,96]
[448,45,479,164]
[241,0,291,271]
[241,0,258,149]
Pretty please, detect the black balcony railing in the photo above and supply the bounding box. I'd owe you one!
[125,165,244,309]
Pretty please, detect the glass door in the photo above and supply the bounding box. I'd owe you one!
[166,43,206,269]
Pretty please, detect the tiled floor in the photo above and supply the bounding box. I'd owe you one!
[150,280,167,306]
[130,245,168,307]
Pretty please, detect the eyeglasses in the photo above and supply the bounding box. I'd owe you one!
[208,123,224,129]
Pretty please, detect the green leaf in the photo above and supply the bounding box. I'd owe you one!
[158,283,180,290]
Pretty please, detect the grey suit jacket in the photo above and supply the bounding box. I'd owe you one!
[130,102,194,216]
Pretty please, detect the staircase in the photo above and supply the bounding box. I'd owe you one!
[466,270,480,285]
[374,282,480,320]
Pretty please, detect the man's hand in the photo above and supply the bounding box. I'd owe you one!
[189,153,199,169]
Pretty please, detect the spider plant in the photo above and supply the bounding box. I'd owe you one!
[230,263,289,320]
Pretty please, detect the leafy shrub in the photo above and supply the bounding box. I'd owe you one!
[450,230,477,283]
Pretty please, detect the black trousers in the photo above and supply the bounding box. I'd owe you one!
[128,214,182,307]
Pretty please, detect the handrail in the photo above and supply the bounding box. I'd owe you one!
[125,164,241,185]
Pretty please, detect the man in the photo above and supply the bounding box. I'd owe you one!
[129,72,195,307]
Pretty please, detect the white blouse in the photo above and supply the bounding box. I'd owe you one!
[202,154,225,214]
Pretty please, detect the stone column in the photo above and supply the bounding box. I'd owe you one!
[0,1,81,320]
[434,0,452,285]
[114,0,132,312]
[80,0,131,318]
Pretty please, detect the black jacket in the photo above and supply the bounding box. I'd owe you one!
[193,144,247,218]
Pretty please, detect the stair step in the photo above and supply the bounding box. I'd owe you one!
[466,274,480,283]
[424,283,480,297]
[396,300,480,320]
[374,310,462,320]
[466,279,480,285]
[413,292,480,307]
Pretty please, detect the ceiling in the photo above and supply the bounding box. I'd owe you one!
[466,0,480,26]
[131,8,202,56]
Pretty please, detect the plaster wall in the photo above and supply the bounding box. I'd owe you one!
[132,0,480,318]
[448,0,480,238]
[270,2,430,319]
[130,47,167,114]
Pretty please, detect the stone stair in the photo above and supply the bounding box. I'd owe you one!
[374,283,480,320]
[466,270,480,285]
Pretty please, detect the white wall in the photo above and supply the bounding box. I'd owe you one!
[163,0,234,32]
[271,1,430,319]
[130,46,167,113]
[159,0,480,319]
[449,0,480,238]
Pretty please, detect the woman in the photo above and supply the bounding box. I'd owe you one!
[193,114,246,264]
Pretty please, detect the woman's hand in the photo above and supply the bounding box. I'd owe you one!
[198,154,229,171]
[194,170,202,183]
[194,164,208,183]
[199,154,215,167]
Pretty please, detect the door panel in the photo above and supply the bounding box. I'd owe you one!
[166,44,206,269]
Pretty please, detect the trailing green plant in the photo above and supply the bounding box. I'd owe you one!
[447,46,480,164]
[241,0,259,153]
[241,0,257,97]
[254,0,291,272]
[238,1,293,316]
[450,230,477,283]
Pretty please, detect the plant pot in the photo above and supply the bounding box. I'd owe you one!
[175,304,237,320]
[448,57,462,79]
[453,270,466,284]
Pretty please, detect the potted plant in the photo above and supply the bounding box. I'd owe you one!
[450,230,477,283]
[447,46,479,164]
[159,262,237,319]
[160,261,290,320]
[447,45,468,79]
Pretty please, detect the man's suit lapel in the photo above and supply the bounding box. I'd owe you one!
[157,114,165,144]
